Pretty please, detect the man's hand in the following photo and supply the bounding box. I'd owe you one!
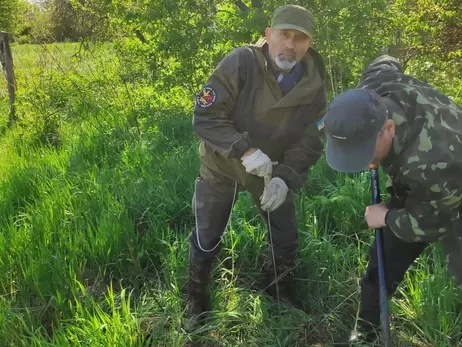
[260,177,289,212]
[241,148,273,178]
[365,202,389,229]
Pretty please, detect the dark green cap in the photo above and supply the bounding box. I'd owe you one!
[271,4,315,40]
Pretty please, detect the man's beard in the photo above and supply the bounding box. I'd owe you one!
[274,54,296,71]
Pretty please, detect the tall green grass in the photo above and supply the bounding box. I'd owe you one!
[0,43,460,346]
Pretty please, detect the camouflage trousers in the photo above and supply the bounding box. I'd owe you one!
[358,198,462,328]
[189,163,298,271]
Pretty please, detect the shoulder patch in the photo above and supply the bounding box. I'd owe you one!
[316,118,325,131]
[196,86,217,108]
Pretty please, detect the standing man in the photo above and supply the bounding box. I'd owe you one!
[186,4,328,332]
[322,53,462,344]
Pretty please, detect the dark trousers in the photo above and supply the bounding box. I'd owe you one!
[188,164,298,273]
[359,196,462,327]
[359,226,428,327]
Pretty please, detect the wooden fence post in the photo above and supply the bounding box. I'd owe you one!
[0,31,17,125]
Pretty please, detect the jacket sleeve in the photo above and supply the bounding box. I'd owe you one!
[385,167,462,243]
[192,47,253,158]
[272,86,327,191]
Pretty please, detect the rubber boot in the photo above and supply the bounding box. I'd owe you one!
[184,260,213,333]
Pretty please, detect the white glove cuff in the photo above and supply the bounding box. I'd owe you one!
[241,149,261,162]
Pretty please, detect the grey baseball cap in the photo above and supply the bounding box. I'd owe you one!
[323,88,389,172]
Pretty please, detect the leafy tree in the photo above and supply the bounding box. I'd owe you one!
[0,0,25,34]
[107,0,393,94]
[7,0,461,101]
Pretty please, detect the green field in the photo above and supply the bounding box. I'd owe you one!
[1,43,461,347]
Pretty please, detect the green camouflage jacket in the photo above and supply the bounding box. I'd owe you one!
[192,38,327,191]
[358,55,462,243]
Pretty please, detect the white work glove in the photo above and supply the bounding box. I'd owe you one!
[241,149,273,178]
[260,177,289,212]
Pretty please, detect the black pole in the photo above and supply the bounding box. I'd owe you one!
[369,164,391,346]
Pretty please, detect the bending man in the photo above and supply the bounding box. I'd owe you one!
[323,53,462,344]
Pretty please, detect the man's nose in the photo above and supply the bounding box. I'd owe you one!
[285,37,295,49]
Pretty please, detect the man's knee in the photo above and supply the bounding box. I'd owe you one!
[188,232,221,263]
[272,193,298,234]
[448,251,462,287]
[190,166,238,260]
[265,193,299,258]
[364,232,426,296]
[440,232,462,286]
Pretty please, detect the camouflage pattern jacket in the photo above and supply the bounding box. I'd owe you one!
[192,38,327,191]
[358,55,462,243]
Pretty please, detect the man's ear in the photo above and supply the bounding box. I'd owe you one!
[307,37,313,48]
[264,27,271,40]
[385,119,395,137]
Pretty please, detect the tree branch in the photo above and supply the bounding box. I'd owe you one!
[134,29,148,44]
[235,0,249,12]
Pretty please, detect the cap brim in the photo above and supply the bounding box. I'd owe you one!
[271,24,313,39]
[326,135,377,173]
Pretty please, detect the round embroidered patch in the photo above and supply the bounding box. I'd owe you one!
[196,86,216,108]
